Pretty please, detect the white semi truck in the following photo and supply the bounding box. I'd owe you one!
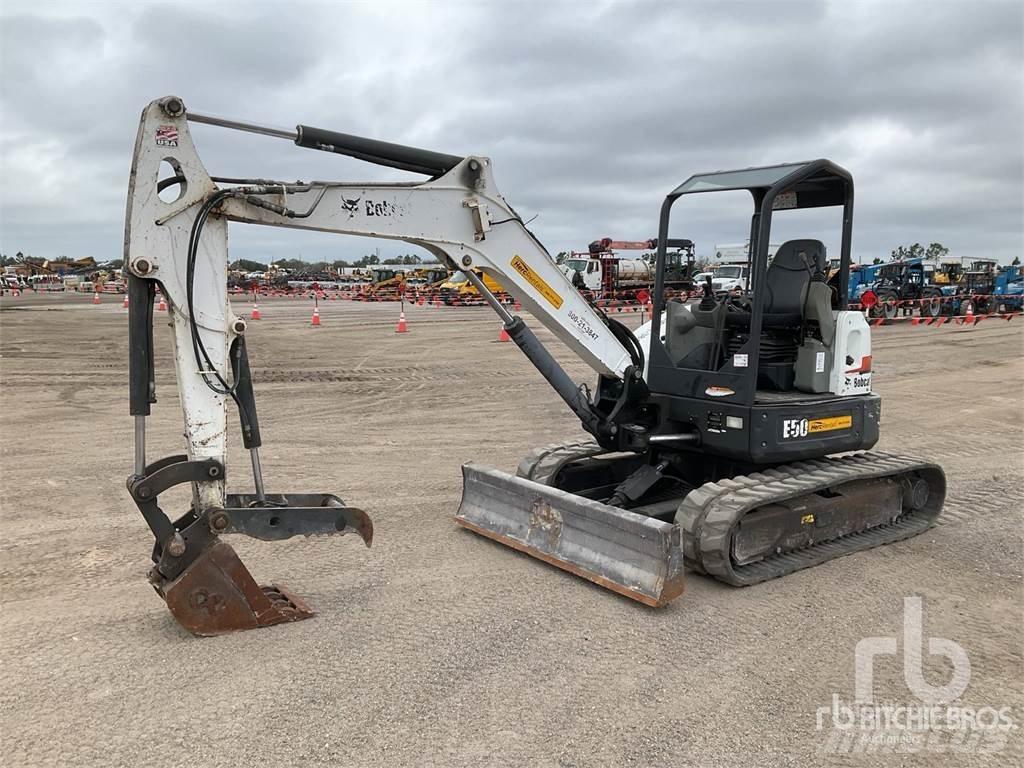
[704,242,783,293]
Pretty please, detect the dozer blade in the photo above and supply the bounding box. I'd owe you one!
[152,540,314,637]
[456,463,685,607]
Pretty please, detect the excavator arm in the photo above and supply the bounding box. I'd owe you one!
[126,97,645,465]
[124,96,666,634]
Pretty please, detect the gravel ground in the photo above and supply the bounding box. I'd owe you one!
[1,292,1021,767]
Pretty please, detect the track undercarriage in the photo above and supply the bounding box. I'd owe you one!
[457,441,944,602]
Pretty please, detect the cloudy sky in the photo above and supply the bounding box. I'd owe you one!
[1,0,1021,266]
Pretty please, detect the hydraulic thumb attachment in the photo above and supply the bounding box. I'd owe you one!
[126,457,373,636]
[126,275,372,636]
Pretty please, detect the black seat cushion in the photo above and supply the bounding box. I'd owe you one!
[689,239,826,331]
[763,239,826,316]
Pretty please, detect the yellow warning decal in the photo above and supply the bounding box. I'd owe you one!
[511,255,563,309]
[808,415,852,433]
[800,514,815,525]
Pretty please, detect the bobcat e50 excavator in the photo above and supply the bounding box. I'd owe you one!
[125,96,945,635]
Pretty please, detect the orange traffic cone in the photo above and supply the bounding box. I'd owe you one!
[251,302,261,320]
[497,326,511,342]
[395,309,409,333]
[157,294,167,312]
[92,292,101,305]
[963,300,974,325]
[122,293,129,309]
[311,306,321,326]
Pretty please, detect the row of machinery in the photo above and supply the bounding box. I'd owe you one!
[843,257,1022,318]
[124,96,946,635]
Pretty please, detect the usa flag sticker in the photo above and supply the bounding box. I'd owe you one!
[155,125,179,147]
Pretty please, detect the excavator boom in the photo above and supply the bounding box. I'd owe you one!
[124,96,662,634]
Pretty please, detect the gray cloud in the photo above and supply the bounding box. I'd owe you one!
[1,0,1021,265]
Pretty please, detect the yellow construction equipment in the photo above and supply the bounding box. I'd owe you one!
[439,269,505,302]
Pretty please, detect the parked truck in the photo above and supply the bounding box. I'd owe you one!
[560,237,696,299]
[944,264,1023,316]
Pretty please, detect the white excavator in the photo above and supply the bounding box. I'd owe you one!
[125,96,945,635]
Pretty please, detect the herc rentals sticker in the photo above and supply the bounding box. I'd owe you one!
[809,415,852,433]
[510,255,562,309]
[781,415,852,439]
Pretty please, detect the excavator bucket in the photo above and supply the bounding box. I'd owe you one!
[456,464,685,607]
[143,493,373,637]
[152,540,315,636]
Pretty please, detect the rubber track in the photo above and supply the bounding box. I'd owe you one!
[519,444,946,588]
[516,440,605,485]
[677,452,945,585]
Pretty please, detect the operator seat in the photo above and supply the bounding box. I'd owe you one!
[666,239,830,386]
[687,239,827,330]
[762,239,826,323]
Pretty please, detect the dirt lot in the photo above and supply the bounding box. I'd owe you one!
[1,292,1022,767]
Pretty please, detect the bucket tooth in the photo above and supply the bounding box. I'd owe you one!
[152,540,314,636]
[456,463,685,607]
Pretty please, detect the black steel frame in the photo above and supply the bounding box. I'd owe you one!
[647,159,855,406]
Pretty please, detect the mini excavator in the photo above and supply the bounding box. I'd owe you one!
[124,96,945,635]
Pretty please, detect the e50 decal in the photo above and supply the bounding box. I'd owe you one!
[781,415,852,439]
[782,418,809,439]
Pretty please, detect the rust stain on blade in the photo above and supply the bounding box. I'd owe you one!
[527,499,562,550]
[455,516,685,608]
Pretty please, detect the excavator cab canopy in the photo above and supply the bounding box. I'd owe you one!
[648,160,855,405]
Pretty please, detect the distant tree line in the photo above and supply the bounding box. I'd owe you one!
[228,254,427,273]
[0,251,124,270]
[889,242,949,262]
